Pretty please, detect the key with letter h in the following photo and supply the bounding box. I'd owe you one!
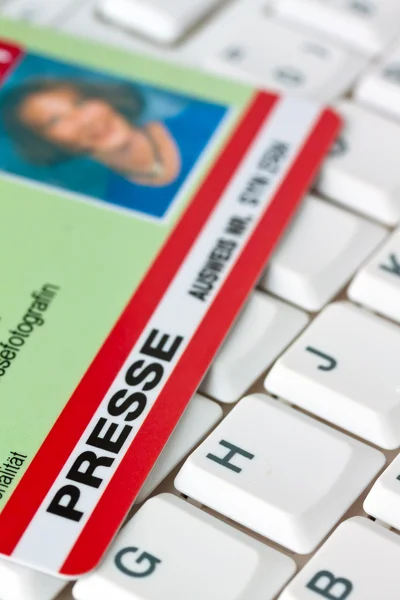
[175,394,383,554]
[207,440,254,473]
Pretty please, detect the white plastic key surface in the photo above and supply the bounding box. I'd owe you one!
[266,302,400,449]
[73,494,295,600]
[136,394,222,502]
[364,454,400,530]
[0,0,79,24]
[260,195,386,311]
[187,11,366,101]
[281,517,400,600]
[97,0,224,45]
[356,42,400,122]
[200,292,308,403]
[0,559,65,600]
[316,101,400,225]
[349,227,400,323]
[275,0,400,57]
[175,394,384,554]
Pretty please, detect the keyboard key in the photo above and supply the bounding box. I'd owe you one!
[0,0,77,25]
[260,195,386,311]
[200,292,308,404]
[281,517,400,600]
[97,0,224,45]
[356,42,400,121]
[174,394,384,554]
[266,302,400,449]
[73,494,295,600]
[349,228,400,323]
[189,14,366,101]
[0,559,65,600]
[316,101,400,225]
[274,0,400,57]
[136,394,222,503]
[364,454,400,530]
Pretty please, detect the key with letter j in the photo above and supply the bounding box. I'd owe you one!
[266,301,400,449]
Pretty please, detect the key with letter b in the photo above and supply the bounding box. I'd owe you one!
[281,517,400,599]
[73,494,295,600]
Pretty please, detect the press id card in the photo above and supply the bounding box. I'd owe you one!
[0,18,340,577]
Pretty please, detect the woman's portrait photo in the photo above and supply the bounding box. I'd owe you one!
[0,53,228,219]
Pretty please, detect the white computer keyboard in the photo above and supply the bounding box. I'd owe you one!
[2,0,400,598]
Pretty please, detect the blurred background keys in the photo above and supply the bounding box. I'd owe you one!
[97,0,225,45]
[356,41,400,122]
[316,101,400,226]
[274,0,400,57]
[194,15,366,101]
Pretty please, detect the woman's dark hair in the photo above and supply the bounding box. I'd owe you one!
[0,77,145,167]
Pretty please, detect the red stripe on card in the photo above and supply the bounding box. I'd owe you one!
[0,91,278,555]
[0,41,24,83]
[62,107,341,576]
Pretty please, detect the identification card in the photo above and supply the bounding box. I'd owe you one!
[0,18,341,577]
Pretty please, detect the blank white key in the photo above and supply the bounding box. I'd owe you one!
[349,228,400,323]
[364,454,400,530]
[188,11,366,102]
[200,292,308,404]
[0,559,65,600]
[259,195,386,311]
[316,101,400,225]
[266,302,400,449]
[175,394,384,554]
[97,0,224,45]
[274,0,400,57]
[356,42,400,122]
[73,494,295,600]
[281,517,400,600]
[136,394,222,503]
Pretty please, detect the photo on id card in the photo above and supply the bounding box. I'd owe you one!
[0,49,228,220]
